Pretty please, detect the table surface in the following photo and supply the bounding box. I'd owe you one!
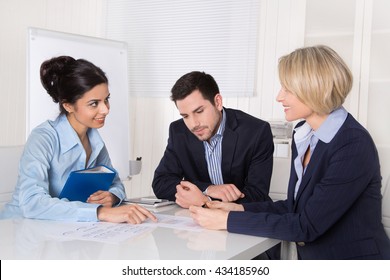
[0,204,280,260]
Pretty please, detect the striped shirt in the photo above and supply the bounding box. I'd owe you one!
[203,109,226,185]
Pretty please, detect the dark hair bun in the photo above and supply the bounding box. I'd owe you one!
[40,56,76,103]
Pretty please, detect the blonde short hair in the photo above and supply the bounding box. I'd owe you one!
[278,45,353,114]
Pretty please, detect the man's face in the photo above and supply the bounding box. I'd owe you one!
[176,90,223,142]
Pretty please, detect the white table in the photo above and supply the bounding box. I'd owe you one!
[0,205,281,260]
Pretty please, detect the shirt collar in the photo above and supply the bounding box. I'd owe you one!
[294,121,313,144]
[53,114,104,154]
[203,109,225,149]
[53,114,80,154]
[314,107,348,143]
[210,108,226,141]
[217,108,226,136]
[294,107,348,144]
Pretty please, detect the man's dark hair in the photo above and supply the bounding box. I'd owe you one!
[170,71,219,104]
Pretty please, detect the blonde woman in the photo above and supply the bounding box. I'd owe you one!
[190,45,390,259]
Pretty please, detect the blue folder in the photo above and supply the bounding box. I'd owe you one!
[58,165,116,202]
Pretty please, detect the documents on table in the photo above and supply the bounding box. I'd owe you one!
[58,222,154,243]
[49,214,203,243]
[144,213,202,231]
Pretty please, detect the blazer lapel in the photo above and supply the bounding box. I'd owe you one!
[189,133,210,180]
[221,109,238,180]
[221,128,238,179]
[288,142,298,210]
[293,141,327,210]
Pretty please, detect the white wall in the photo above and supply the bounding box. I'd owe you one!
[0,0,105,145]
[126,0,306,197]
[304,0,390,172]
[0,0,305,197]
[1,0,388,199]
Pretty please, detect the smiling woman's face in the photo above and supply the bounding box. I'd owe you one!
[63,83,110,134]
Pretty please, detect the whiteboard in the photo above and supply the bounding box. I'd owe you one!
[27,27,130,179]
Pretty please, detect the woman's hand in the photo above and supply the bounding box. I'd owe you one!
[87,190,119,207]
[97,204,157,224]
[189,205,229,230]
[189,201,244,230]
[205,201,245,212]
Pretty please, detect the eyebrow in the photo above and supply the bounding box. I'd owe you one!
[87,93,110,103]
[87,99,100,104]
[180,105,204,117]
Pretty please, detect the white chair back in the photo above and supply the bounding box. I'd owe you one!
[0,145,24,210]
[269,157,290,201]
[378,145,390,238]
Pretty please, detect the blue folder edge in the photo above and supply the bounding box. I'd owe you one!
[58,165,116,202]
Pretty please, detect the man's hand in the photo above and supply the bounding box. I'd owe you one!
[175,181,209,208]
[206,184,244,202]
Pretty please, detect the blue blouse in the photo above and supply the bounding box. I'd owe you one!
[0,114,126,221]
[293,107,348,199]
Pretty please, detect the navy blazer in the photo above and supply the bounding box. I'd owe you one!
[228,114,390,259]
[152,108,274,203]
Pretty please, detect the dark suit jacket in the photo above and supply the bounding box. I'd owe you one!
[152,108,274,203]
[228,114,390,259]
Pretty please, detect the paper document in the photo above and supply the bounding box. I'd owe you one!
[50,214,203,244]
[144,214,203,232]
[49,222,153,243]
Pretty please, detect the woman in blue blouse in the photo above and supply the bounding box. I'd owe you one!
[1,56,156,224]
[189,45,390,259]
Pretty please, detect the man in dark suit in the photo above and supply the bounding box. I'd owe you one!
[152,71,274,209]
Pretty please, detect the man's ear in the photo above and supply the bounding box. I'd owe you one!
[214,93,223,110]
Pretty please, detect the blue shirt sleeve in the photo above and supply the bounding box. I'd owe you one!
[2,115,126,221]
